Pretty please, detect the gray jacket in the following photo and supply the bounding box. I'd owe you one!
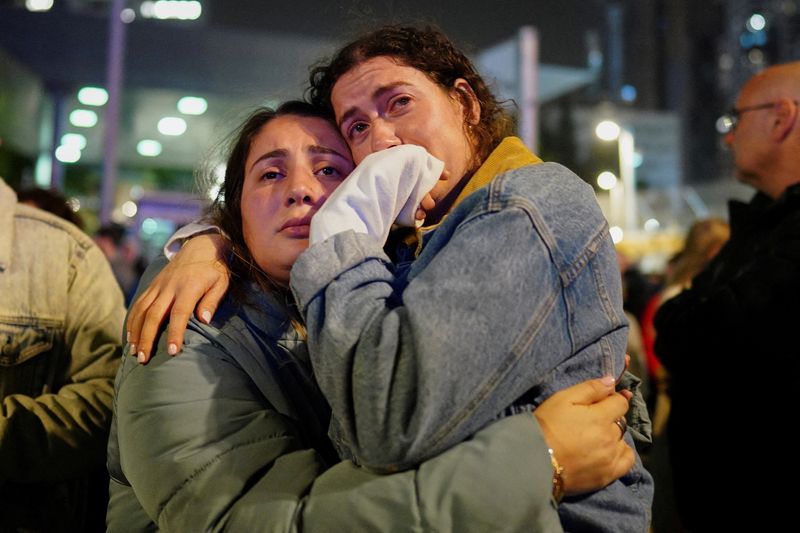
[0,178,124,531]
[107,258,563,532]
[291,141,653,532]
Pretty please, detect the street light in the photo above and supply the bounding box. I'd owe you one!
[595,119,637,232]
[597,171,618,190]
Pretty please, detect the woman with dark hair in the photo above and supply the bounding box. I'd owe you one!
[108,102,634,531]
[128,26,653,531]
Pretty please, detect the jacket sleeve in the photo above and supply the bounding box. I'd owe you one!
[291,205,573,471]
[0,243,124,483]
[654,214,800,374]
[110,334,562,532]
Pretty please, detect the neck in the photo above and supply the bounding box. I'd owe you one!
[761,160,800,199]
[425,171,474,225]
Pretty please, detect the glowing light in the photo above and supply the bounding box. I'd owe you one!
[121,201,138,218]
[55,145,81,164]
[208,163,226,200]
[609,226,624,244]
[597,171,618,191]
[632,151,644,168]
[213,163,227,181]
[67,198,80,212]
[120,8,136,23]
[25,0,53,12]
[157,117,187,136]
[747,13,767,32]
[141,1,202,20]
[141,218,158,235]
[137,139,163,157]
[61,133,87,150]
[644,218,660,232]
[69,109,98,128]
[595,120,621,141]
[620,85,637,102]
[716,115,735,134]
[77,87,108,106]
[177,96,208,115]
[748,49,765,65]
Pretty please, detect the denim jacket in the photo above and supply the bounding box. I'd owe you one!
[0,179,124,531]
[292,138,653,532]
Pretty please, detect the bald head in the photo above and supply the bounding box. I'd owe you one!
[741,61,800,103]
[727,61,800,198]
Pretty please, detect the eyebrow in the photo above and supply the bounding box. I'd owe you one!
[248,145,349,173]
[337,81,410,129]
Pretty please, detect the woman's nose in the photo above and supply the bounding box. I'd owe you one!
[370,119,401,152]
[286,172,322,206]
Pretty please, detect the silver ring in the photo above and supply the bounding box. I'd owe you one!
[614,417,627,439]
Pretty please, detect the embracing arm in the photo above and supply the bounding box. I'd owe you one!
[109,329,572,532]
[127,146,441,363]
[0,244,123,483]
[292,203,600,471]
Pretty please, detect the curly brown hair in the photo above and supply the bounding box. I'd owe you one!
[307,25,513,169]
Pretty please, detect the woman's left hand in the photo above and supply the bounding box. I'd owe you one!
[534,376,635,496]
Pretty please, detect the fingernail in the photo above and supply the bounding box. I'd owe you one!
[137,351,146,364]
[168,343,178,356]
[601,375,615,386]
[129,343,136,355]
[126,331,131,342]
[201,310,212,324]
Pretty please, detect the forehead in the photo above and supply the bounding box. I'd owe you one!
[331,57,443,114]
[738,72,780,106]
[249,115,346,154]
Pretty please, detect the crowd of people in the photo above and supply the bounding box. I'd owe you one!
[1,22,798,532]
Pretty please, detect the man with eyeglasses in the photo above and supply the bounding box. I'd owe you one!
[654,61,800,531]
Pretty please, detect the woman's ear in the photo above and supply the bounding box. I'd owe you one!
[452,78,481,125]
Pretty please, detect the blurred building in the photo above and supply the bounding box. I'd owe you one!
[1,0,797,263]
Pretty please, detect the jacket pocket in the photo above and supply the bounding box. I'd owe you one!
[0,318,63,397]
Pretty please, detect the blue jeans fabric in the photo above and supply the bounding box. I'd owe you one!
[292,160,653,532]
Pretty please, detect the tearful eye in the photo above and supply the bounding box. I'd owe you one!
[319,166,337,176]
[348,122,369,139]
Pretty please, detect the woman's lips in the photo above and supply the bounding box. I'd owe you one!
[280,215,312,237]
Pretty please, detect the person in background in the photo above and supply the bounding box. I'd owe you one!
[640,217,730,435]
[0,178,124,532]
[95,223,146,305]
[107,102,636,531]
[17,186,84,230]
[655,61,800,531]
[639,218,729,533]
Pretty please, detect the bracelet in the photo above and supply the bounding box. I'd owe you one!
[547,448,565,504]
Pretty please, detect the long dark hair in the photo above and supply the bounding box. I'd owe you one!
[204,101,333,301]
[307,25,513,169]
